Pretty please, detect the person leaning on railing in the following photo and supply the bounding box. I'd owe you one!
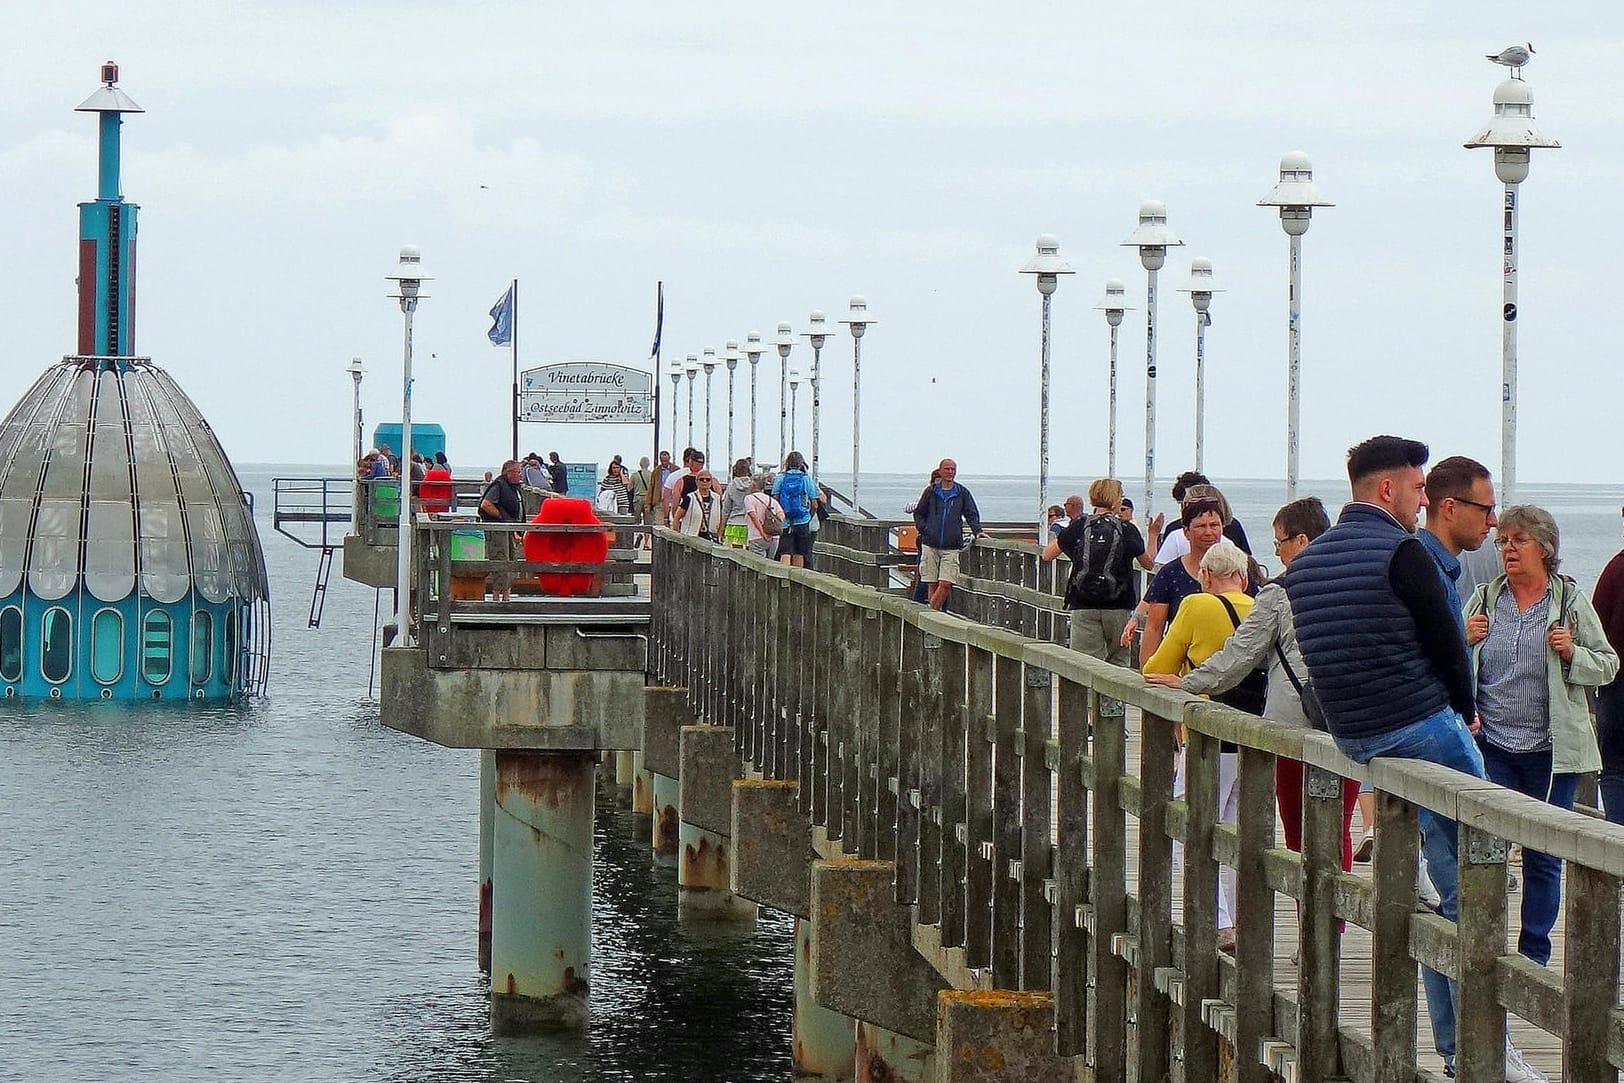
[1144,497,1362,872]
[478,460,525,604]
[1463,506,1618,969]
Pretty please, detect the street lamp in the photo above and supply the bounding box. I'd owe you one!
[774,323,794,466]
[1258,151,1334,501]
[724,340,740,469]
[744,332,763,466]
[684,354,698,449]
[801,310,834,477]
[1121,201,1183,519]
[1020,234,1075,539]
[1465,74,1560,504]
[1093,281,1134,478]
[386,245,430,645]
[347,357,365,533]
[668,357,684,455]
[1177,258,1222,474]
[839,297,875,510]
[701,347,717,465]
[789,367,802,448]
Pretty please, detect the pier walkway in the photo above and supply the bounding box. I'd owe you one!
[648,526,1624,1082]
[358,488,1624,1082]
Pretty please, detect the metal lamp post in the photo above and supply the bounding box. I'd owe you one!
[386,245,430,645]
[801,310,834,477]
[668,358,684,454]
[1020,234,1075,538]
[1177,258,1222,473]
[789,368,802,447]
[1093,281,1134,478]
[1121,201,1183,519]
[724,340,740,468]
[840,298,875,509]
[1258,151,1334,501]
[774,323,793,465]
[684,354,698,449]
[701,347,717,464]
[347,357,364,533]
[1466,75,1560,504]
[745,332,763,466]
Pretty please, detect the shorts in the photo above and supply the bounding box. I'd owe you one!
[779,521,814,559]
[724,523,748,548]
[919,544,961,585]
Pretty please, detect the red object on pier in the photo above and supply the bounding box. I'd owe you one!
[523,497,610,596]
[419,467,453,514]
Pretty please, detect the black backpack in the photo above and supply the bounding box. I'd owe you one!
[1213,595,1268,715]
[1065,514,1126,607]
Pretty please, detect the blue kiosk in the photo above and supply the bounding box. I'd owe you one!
[0,63,269,701]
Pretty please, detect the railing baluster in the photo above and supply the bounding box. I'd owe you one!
[1018,661,1052,991]
[965,644,995,969]
[991,652,1023,987]
[1232,745,1277,1083]
[940,638,969,949]
[1135,706,1176,1083]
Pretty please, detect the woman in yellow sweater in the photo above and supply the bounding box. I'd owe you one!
[1142,538,1252,952]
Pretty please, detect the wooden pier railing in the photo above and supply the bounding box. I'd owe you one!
[652,527,1624,1083]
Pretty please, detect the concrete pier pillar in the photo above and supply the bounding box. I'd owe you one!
[856,1022,934,1083]
[631,751,653,816]
[935,991,1068,1083]
[794,917,857,1081]
[478,749,495,974]
[490,751,594,1033]
[678,819,756,923]
[651,772,680,867]
[614,749,636,803]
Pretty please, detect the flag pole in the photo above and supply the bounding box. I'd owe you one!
[651,281,663,471]
[509,278,519,461]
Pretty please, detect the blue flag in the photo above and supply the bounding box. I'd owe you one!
[649,281,664,359]
[488,285,514,346]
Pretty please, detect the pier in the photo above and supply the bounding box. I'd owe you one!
[348,495,1624,1082]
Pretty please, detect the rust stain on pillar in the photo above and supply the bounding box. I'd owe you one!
[682,832,731,890]
[656,805,680,857]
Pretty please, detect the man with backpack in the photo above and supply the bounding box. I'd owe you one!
[1041,479,1161,687]
[912,458,986,611]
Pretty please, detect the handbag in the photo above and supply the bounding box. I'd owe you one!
[1274,642,1327,730]
[761,498,784,538]
[1213,595,1268,716]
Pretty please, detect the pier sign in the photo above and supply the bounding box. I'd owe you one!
[518,362,654,424]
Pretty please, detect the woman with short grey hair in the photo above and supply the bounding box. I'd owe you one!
[1464,504,1618,970]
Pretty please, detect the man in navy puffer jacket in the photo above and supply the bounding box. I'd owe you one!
[1285,435,1511,1081]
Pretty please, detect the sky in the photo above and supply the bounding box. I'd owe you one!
[0,2,1619,490]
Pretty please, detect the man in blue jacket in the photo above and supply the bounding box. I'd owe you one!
[1286,435,1541,1081]
[912,458,985,611]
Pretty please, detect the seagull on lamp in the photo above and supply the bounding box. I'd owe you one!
[1487,42,1534,77]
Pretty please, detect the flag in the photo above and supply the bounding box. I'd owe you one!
[649,282,664,359]
[488,285,515,346]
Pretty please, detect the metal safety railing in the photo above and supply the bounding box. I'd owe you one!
[652,527,1624,1083]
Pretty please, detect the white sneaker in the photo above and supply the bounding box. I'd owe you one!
[1353,829,1375,863]
[1418,860,1442,912]
[1504,1037,1548,1083]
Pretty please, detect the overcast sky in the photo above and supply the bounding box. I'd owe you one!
[0,2,1617,489]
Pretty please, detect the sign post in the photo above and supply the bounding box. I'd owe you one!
[518,362,656,425]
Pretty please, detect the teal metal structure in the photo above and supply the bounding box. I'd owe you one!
[0,63,270,701]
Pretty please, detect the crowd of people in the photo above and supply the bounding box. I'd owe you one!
[649,447,839,569]
[1023,439,1620,1081]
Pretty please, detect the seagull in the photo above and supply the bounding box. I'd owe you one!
[1487,43,1534,77]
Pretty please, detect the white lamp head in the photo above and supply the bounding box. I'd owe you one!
[386,245,432,299]
[1094,278,1135,328]
[775,322,794,358]
[1258,151,1334,236]
[1178,257,1223,313]
[745,331,763,362]
[1121,201,1183,271]
[1020,233,1075,297]
[1465,77,1560,185]
[802,309,833,348]
[840,296,874,339]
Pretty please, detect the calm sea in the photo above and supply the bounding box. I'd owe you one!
[3,467,1618,1081]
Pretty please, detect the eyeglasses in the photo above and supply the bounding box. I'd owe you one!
[1493,535,1535,550]
[696,476,715,483]
[1272,533,1303,552]
[1451,496,1497,516]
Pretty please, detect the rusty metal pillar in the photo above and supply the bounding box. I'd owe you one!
[490,751,594,1033]
[478,749,495,974]
[631,751,653,816]
[678,819,757,923]
[794,917,857,1080]
[857,1022,934,1082]
[651,772,680,867]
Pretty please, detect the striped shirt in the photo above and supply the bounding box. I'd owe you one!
[1478,584,1553,753]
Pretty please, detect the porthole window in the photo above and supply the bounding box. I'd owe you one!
[0,606,21,684]
[91,608,124,685]
[191,610,213,686]
[41,607,72,684]
[142,610,173,685]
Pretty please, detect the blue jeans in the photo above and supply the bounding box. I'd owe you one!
[1478,741,1578,966]
[1334,706,1485,1060]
